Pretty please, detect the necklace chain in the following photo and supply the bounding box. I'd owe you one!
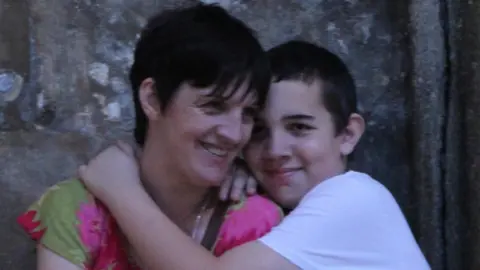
[127,191,212,267]
[191,198,209,239]
[128,196,210,267]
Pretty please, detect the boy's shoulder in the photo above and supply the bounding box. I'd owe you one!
[302,170,393,205]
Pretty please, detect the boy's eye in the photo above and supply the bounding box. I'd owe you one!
[251,122,268,141]
[286,123,314,136]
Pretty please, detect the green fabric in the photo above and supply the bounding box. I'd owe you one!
[29,179,91,266]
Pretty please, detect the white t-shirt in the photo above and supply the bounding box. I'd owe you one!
[259,171,430,270]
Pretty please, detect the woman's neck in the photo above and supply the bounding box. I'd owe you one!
[138,147,211,234]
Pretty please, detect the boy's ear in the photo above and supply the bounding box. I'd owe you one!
[339,113,365,156]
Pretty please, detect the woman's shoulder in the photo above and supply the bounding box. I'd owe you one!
[19,178,98,225]
[227,194,283,222]
[33,178,92,206]
[213,195,283,256]
[17,178,111,266]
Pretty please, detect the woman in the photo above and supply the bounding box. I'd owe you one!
[78,41,430,269]
[17,4,282,269]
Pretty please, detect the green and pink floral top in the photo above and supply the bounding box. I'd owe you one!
[18,179,283,270]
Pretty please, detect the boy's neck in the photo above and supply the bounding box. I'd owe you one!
[310,160,348,189]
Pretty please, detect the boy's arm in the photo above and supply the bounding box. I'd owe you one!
[108,186,298,270]
[77,143,298,269]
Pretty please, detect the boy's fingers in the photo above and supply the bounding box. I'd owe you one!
[219,174,233,201]
[246,177,257,195]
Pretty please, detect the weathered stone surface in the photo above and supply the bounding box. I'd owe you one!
[0,0,30,131]
[445,1,480,269]
[0,131,103,269]
[0,0,422,268]
[0,71,24,102]
[2,0,478,269]
[406,1,446,268]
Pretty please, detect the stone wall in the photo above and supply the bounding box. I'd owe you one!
[0,0,477,269]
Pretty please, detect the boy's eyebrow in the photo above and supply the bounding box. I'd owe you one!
[283,114,314,121]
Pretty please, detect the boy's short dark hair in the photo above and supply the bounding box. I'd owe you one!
[267,40,358,135]
[130,3,271,145]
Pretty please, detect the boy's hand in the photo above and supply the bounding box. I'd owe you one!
[219,158,257,201]
[78,141,142,204]
[79,141,257,203]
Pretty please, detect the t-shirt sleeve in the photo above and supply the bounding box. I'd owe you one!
[17,179,105,267]
[258,176,430,270]
[213,195,283,256]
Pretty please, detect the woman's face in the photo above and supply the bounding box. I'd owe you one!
[144,80,258,187]
[244,80,348,208]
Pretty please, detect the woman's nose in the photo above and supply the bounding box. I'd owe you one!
[216,114,244,146]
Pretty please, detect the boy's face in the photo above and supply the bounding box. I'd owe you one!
[244,79,362,208]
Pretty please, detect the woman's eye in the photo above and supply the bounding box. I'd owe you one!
[200,101,226,114]
[242,107,258,122]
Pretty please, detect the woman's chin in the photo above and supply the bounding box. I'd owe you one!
[195,172,226,187]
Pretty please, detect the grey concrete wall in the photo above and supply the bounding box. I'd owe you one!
[1,0,475,269]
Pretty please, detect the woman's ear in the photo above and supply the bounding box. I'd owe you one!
[138,78,161,120]
[339,113,365,156]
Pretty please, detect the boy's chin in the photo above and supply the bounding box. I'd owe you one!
[269,190,302,209]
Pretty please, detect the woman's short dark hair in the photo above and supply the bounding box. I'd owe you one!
[130,3,271,145]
